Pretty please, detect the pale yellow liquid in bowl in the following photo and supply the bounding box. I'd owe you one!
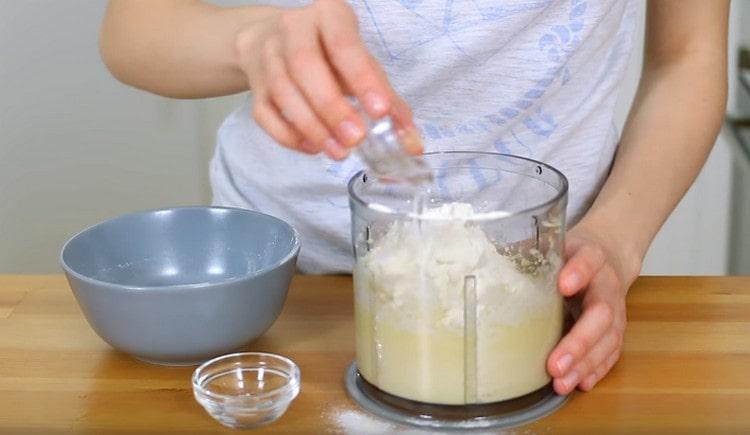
[354,282,563,405]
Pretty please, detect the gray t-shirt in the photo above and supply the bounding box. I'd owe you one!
[211,0,638,273]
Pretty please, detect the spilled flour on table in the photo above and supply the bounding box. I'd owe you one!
[326,407,547,434]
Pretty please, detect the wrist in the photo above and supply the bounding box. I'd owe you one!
[230,6,283,84]
[570,215,644,287]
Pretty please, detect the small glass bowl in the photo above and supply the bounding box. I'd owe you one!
[192,352,301,429]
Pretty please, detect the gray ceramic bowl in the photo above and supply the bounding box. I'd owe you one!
[60,206,299,365]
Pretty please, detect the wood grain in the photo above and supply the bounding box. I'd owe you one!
[0,275,748,434]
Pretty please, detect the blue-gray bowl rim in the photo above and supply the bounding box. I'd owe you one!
[59,205,300,292]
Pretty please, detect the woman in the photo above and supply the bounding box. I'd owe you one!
[100,0,729,395]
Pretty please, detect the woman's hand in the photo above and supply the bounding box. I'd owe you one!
[546,224,641,394]
[542,0,728,397]
[233,0,419,160]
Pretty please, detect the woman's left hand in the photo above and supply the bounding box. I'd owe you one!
[546,224,641,394]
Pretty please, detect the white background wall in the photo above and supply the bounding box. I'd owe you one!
[0,1,744,274]
[0,2,240,273]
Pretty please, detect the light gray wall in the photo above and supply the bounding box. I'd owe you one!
[0,2,240,273]
[728,0,750,274]
[729,128,750,274]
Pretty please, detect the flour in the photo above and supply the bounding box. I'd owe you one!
[327,408,540,434]
[330,409,400,434]
[357,203,559,329]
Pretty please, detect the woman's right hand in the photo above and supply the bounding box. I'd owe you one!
[234,0,420,160]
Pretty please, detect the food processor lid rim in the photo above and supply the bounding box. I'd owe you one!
[347,151,569,221]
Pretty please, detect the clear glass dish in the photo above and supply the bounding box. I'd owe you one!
[192,352,301,429]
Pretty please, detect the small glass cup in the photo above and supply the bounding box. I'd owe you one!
[351,99,433,184]
[192,352,301,429]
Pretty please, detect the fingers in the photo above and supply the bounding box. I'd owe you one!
[547,300,615,393]
[566,329,621,393]
[549,256,627,395]
[558,243,606,296]
[264,50,331,151]
[579,346,622,391]
[251,99,305,152]
[316,2,397,121]
[398,128,424,155]
[253,97,351,160]
[392,95,423,155]
[241,0,418,158]
[547,230,632,394]
[280,10,365,149]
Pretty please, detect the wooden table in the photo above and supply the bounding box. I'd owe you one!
[0,275,748,434]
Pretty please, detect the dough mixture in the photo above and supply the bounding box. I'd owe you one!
[354,203,563,404]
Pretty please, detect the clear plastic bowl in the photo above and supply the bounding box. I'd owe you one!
[348,152,568,406]
[192,352,301,429]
